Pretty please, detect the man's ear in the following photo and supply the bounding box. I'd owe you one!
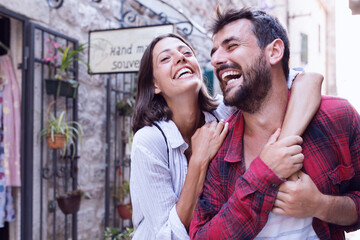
[153,80,161,94]
[266,39,284,65]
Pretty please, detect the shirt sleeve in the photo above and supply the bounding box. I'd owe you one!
[287,68,303,89]
[130,129,189,240]
[189,154,284,239]
[213,94,237,120]
[333,101,360,233]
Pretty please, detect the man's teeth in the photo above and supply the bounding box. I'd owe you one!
[227,79,236,85]
[175,68,192,79]
[220,71,242,86]
[221,71,241,81]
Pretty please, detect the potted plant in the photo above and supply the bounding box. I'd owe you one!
[104,227,134,240]
[40,101,83,155]
[44,37,91,98]
[116,96,135,117]
[115,180,132,220]
[56,189,90,215]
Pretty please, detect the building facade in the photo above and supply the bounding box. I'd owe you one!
[0,0,338,239]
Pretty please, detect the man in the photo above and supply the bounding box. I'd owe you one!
[189,8,360,239]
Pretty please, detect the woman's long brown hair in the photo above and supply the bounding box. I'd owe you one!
[132,33,218,133]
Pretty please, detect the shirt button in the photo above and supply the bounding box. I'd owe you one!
[271,184,276,187]
[265,210,269,214]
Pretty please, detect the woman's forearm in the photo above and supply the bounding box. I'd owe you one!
[280,72,323,139]
[176,121,228,230]
[176,159,208,231]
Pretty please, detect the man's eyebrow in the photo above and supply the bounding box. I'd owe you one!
[210,36,240,57]
[222,36,239,46]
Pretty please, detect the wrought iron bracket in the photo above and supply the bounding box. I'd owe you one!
[47,0,101,9]
[47,0,64,9]
[119,0,194,37]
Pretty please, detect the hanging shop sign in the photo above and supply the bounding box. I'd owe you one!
[88,24,175,74]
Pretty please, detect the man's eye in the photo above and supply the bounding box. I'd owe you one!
[184,51,192,56]
[227,44,238,50]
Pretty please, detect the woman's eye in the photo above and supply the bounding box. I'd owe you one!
[161,57,170,62]
[184,51,192,56]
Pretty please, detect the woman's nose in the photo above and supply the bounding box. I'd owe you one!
[175,52,186,64]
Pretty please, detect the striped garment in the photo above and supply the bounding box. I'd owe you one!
[255,213,318,240]
[130,95,236,240]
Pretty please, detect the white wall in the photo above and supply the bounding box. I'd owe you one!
[336,0,360,112]
[288,0,326,75]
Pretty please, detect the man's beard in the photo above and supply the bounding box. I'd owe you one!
[223,53,272,113]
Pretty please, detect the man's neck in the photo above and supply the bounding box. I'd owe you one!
[242,76,289,168]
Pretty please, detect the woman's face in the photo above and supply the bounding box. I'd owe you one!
[152,37,202,101]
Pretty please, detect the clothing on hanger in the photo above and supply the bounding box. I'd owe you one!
[0,91,15,228]
[0,55,21,187]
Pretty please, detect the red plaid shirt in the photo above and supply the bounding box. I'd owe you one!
[190,96,360,240]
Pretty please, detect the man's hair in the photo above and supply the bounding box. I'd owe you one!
[210,7,290,79]
[132,33,218,133]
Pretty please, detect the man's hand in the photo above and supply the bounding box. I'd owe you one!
[260,128,304,179]
[272,171,322,218]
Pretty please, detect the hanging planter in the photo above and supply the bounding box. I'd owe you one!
[45,78,79,98]
[43,37,92,99]
[46,133,66,149]
[114,180,132,219]
[117,203,132,220]
[39,101,83,155]
[57,190,82,215]
[116,97,135,117]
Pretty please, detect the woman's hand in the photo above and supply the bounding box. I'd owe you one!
[191,120,229,169]
[260,128,304,179]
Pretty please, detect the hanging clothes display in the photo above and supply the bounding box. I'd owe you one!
[0,54,21,187]
[0,54,18,228]
[0,91,14,228]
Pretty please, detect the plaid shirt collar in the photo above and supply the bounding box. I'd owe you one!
[224,110,244,163]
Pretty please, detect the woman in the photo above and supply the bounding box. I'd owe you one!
[130,33,322,239]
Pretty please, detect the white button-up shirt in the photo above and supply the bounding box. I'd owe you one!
[130,95,235,240]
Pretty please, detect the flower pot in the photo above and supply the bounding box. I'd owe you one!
[117,107,133,117]
[45,78,78,98]
[47,134,66,149]
[57,193,82,215]
[117,204,132,219]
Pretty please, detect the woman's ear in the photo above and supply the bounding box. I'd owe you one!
[153,80,161,94]
[266,39,284,65]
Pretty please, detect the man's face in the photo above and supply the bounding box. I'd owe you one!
[211,19,271,113]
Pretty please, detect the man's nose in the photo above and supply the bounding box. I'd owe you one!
[211,49,227,68]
